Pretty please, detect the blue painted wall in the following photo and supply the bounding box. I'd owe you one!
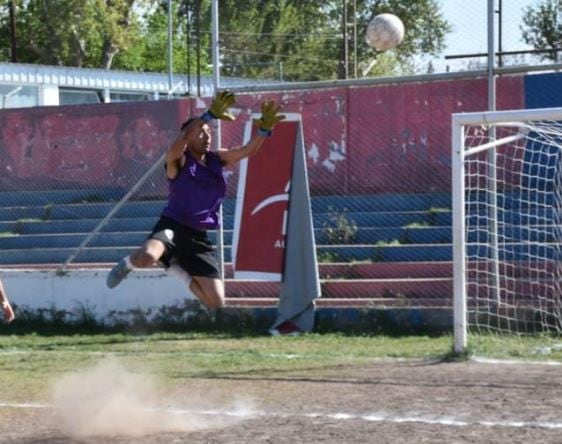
[525,73,562,109]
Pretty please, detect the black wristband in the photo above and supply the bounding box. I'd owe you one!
[257,127,272,137]
[201,110,216,122]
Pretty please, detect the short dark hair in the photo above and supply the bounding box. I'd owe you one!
[180,116,198,130]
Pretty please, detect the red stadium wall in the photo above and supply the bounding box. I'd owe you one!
[0,75,524,195]
[0,99,195,191]
[346,76,523,193]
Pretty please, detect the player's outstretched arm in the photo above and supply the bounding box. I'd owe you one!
[219,100,285,166]
[0,279,15,324]
[167,90,237,178]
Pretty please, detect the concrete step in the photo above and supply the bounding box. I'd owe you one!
[0,218,159,235]
[0,192,450,215]
[317,262,452,279]
[0,227,453,249]
[310,193,451,213]
[3,242,559,265]
[0,232,149,249]
[0,188,123,206]
[1,206,551,231]
[2,222,557,247]
[317,244,452,262]
[0,204,453,228]
[0,244,456,264]
[225,297,453,308]
[0,201,166,222]
[0,261,453,278]
[224,278,453,299]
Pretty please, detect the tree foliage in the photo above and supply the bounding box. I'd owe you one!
[2,0,147,68]
[206,0,334,81]
[0,0,451,80]
[203,0,451,80]
[112,0,211,74]
[521,0,562,62]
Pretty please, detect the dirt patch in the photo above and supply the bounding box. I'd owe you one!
[2,359,562,443]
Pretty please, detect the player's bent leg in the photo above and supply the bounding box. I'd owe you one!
[130,239,167,268]
[166,260,192,287]
[186,278,206,303]
[107,239,166,289]
[190,277,225,309]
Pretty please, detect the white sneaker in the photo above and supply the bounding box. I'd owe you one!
[106,258,132,289]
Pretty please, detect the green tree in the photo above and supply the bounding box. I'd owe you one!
[183,0,450,81]
[0,0,450,81]
[0,1,14,61]
[1,0,147,68]
[202,0,333,81]
[521,0,561,62]
[356,0,450,77]
[112,0,211,74]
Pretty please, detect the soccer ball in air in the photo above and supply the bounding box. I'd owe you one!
[366,13,405,51]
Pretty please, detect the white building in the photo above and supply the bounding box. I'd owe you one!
[0,62,269,109]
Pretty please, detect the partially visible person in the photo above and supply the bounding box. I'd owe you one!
[0,278,15,323]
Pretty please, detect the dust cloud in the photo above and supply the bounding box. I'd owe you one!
[51,356,254,438]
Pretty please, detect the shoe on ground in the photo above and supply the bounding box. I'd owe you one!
[269,321,302,336]
[106,258,132,289]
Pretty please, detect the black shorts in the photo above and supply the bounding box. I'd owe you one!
[148,215,220,279]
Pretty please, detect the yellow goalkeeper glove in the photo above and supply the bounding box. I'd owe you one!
[202,90,236,122]
[257,100,286,137]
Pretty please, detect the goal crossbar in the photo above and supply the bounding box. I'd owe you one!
[452,107,562,126]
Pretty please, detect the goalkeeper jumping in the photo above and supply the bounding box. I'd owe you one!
[107,91,285,309]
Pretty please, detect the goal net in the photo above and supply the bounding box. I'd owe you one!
[452,107,562,352]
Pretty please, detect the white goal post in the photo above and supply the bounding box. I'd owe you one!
[452,107,562,353]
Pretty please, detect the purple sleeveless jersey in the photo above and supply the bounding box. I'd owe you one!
[162,151,226,230]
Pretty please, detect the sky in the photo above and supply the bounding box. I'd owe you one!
[441,0,538,56]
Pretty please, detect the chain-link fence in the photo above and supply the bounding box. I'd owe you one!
[2,63,562,305]
[1,1,561,306]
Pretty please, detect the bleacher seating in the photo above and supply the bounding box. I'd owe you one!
[0,190,454,307]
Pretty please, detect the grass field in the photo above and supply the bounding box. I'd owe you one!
[1,332,562,443]
[0,333,453,399]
